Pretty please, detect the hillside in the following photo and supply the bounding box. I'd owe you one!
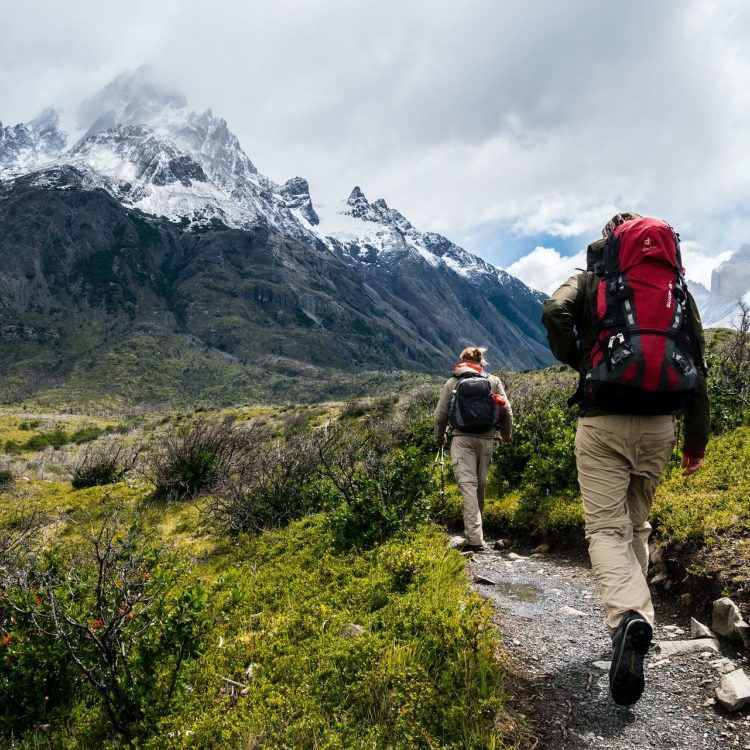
[0,69,553,407]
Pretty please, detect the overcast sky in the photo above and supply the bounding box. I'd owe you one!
[2,0,749,292]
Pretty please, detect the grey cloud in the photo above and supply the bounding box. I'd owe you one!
[2,0,750,268]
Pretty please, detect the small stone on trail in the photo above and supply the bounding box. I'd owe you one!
[711,658,738,674]
[648,658,671,669]
[559,606,587,617]
[681,592,693,607]
[474,574,496,585]
[715,669,750,712]
[657,638,720,656]
[703,697,717,707]
[593,660,611,670]
[532,543,550,555]
[691,617,715,639]
[650,572,668,585]
[507,553,527,561]
[493,539,507,550]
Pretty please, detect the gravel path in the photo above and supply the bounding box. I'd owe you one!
[465,541,750,750]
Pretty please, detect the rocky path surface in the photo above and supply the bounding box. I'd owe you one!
[465,541,750,750]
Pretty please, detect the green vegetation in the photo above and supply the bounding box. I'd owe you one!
[0,392,524,749]
[1,313,748,747]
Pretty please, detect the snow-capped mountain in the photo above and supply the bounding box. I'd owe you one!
[0,67,553,403]
[0,107,68,173]
[687,245,750,329]
[0,66,543,290]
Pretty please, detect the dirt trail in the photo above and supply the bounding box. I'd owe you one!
[466,542,750,750]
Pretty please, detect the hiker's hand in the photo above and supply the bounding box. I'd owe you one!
[681,452,704,477]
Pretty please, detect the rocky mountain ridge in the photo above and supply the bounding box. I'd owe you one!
[0,68,552,405]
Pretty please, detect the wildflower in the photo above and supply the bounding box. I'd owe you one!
[34,597,42,606]
[90,618,105,630]
[1,634,12,646]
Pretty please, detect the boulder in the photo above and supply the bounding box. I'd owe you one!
[712,597,750,647]
[715,669,750,712]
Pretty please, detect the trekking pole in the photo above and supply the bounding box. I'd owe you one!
[432,446,446,503]
[438,444,445,503]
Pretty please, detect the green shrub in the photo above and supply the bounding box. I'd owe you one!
[0,514,211,741]
[491,372,578,510]
[71,442,137,488]
[24,428,70,451]
[706,312,750,433]
[0,469,12,488]
[144,417,247,500]
[70,425,105,444]
[209,429,327,532]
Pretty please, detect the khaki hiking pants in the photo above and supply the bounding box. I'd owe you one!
[451,435,494,546]
[575,414,675,633]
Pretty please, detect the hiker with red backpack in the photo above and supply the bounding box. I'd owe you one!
[434,347,513,553]
[542,212,710,707]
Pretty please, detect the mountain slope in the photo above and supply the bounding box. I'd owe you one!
[0,69,553,405]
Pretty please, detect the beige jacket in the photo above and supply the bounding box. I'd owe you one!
[434,362,513,444]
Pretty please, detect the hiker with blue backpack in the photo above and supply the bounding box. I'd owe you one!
[434,347,513,553]
[542,212,710,707]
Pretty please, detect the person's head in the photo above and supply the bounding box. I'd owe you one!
[601,211,642,238]
[460,346,487,366]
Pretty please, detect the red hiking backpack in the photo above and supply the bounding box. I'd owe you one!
[583,217,701,414]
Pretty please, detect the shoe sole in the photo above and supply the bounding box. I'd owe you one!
[610,618,652,706]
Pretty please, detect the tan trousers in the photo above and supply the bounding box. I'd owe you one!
[451,435,494,546]
[575,414,675,632]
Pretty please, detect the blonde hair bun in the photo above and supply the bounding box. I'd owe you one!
[460,346,487,365]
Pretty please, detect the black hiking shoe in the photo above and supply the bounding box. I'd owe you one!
[456,542,487,553]
[609,610,652,706]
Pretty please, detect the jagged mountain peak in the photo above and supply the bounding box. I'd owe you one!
[0,106,67,172]
[78,65,187,133]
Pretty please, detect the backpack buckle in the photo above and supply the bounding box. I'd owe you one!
[608,333,633,367]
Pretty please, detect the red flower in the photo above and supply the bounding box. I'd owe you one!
[34,597,42,606]
[1,635,12,646]
[90,618,105,630]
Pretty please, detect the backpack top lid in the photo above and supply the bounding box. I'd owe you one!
[607,217,682,276]
[451,361,487,379]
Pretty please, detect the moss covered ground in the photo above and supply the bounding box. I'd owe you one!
[0,400,529,750]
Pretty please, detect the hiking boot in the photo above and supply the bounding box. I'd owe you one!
[609,610,652,706]
[456,542,487,553]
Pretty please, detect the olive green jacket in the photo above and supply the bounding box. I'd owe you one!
[541,239,710,456]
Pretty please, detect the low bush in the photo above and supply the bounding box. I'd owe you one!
[71,441,137,488]
[143,417,248,500]
[706,303,750,434]
[209,428,326,533]
[314,422,433,550]
[0,512,212,741]
[491,371,578,503]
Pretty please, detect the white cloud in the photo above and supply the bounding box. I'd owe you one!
[3,0,750,266]
[680,242,733,290]
[507,239,734,298]
[505,247,586,295]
